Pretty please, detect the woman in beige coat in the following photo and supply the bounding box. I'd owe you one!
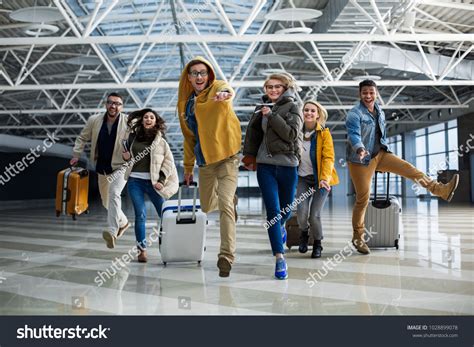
[123,108,179,262]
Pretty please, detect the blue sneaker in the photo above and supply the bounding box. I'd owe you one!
[281,226,287,244]
[275,258,288,280]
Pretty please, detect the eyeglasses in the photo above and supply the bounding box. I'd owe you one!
[265,84,285,90]
[106,101,123,107]
[189,70,209,78]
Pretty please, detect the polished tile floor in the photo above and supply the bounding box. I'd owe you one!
[0,197,472,315]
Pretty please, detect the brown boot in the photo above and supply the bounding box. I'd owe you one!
[430,174,459,202]
[137,249,148,263]
[352,231,370,255]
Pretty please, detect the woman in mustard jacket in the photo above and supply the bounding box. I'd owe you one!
[297,100,339,258]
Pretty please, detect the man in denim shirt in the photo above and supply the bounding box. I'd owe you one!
[346,80,459,254]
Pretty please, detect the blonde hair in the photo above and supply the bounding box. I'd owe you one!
[303,100,328,127]
[264,72,300,92]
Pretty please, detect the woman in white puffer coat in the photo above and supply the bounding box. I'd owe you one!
[122,108,179,263]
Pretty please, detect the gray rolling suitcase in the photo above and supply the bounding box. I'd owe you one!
[159,182,207,266]
[365,171,401,249]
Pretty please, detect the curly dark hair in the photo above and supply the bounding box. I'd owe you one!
[127,108,166,142]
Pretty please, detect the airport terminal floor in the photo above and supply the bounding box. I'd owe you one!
[0,197,472,316]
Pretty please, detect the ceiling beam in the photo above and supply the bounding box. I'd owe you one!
[0,104,468,115]
[1,79,473,91]
[0,33,472,46]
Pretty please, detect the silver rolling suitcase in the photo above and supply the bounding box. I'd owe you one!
[365,171,401,249]
[159,182,207,266]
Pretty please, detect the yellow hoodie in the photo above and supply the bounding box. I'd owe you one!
[177,56,242,174]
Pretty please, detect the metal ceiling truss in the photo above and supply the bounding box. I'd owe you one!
[0,0,473,160]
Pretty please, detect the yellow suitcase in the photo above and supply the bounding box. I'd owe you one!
[55,167,89,220]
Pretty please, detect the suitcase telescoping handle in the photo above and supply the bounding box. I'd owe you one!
[373,171,391,208]
[177,181,198,222]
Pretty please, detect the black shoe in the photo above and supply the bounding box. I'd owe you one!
[298,231,309,253]
[311,241,322,258]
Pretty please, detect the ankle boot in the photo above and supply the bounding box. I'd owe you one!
[298,231,309,253]
[137,249,148,263]
[352,233,370,255]
[430,174,459,202]
[311,240,323,258]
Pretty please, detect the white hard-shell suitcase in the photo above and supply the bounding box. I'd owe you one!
[159,182,207,265]
[364,171,401,249]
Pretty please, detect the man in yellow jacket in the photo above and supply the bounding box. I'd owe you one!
[177,57,241,277]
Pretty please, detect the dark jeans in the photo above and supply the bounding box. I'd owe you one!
[257,164,298,255]
[127,177,165,249]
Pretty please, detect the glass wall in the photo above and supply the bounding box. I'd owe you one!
[414,119,458,195]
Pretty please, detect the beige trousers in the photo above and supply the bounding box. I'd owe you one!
[348,150,436,238]
[97,170,128,235]
[198,155,238,263]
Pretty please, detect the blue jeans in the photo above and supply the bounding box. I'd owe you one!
[127,177,165,249]
[257,164,298,255]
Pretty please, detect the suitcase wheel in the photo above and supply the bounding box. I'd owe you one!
[197,261,201,265]
[204,246,206,251]
[55,210,60,217]
[163,262,167,266]
[287,246,292,251]
[85,210,90,215]
[72,214,77,221]
[394,239,399,250]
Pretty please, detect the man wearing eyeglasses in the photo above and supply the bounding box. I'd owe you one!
[177,57,242,277]
[70,92,130,249]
